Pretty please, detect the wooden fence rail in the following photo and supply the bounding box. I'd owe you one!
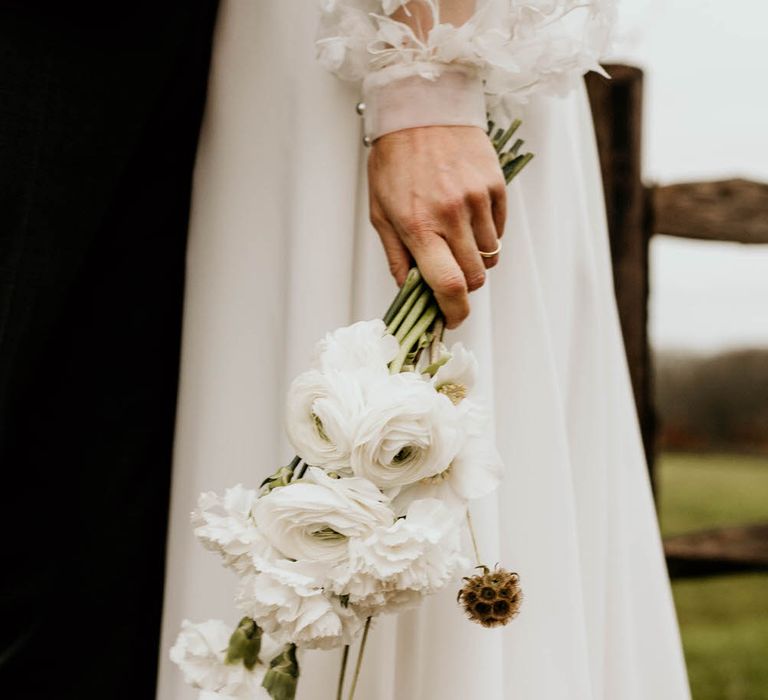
[653,179,768,244]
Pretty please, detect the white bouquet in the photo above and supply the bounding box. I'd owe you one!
[172,124,528,700]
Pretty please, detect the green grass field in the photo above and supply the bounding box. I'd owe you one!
[658,452,768,700]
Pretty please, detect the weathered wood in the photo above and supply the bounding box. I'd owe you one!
[652,179,768,244]
[664,524,768,578]
[585,65,656,488]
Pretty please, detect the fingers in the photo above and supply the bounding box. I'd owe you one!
[490,180,508,240]
[467,188,501,270]
[370,199,412,285]
[441,210,486,291]
[394,218,470,329]
[372,185,503,328]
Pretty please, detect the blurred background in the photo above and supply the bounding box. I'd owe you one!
[603,1,768,698]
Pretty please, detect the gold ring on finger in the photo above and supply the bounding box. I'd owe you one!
[478,239,502,258]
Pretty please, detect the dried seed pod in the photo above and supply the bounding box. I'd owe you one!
[457,565,522,628]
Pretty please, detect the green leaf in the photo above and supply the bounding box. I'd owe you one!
[225,617,262,671]
[262,644,300,700]
[423,354,450,377]
[259,460,298,492]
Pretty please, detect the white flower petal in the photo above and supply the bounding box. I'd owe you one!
[237,571,363,650]
[170,619,271,698]
[431,342,478,395]
[192,486,273,573]
[253,468,393,564]
[312,319,398,373]
[351,372,466,488]
[329,498,469,616]
[285,368,369,469]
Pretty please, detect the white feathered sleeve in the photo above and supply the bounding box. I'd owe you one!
[316,0,614,141]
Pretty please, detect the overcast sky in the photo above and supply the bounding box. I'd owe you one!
[608,0,768,352]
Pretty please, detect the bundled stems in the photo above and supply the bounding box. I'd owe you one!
[390,302,439,373]
[393,288,432,343]
[488,117,534,185]
[383,268,443,375]
[383,268,422,326]
[386,280,427,336]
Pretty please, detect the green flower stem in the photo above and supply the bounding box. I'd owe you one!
[503,152,534,183]
[382,268,422,325]
[390,301,439,374]
[393,288,432,343]
[489,116,533,185]
[465,510,482,567]
[347,617,372,700]
[493,118,521,152]
[386,281,425,336]
[429,317,445,365]
[336,645,350,700]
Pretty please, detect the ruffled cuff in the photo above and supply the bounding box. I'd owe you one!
[317,1,614,123]
[359,63,487,144]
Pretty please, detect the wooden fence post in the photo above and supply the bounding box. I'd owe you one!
[585,65,656,489]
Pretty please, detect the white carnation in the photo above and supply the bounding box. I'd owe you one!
[192,485,273,573]
[330,498,469,615]
[237,562,363,650]
[169,619,276,699]
[350,372,465,488]
[252,467,393,564]
[312,319,398,373]
[285,368,369,469]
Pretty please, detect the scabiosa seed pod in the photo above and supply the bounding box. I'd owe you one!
[457,565,522,628]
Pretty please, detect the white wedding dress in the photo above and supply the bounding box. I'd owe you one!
[157,2,691,698]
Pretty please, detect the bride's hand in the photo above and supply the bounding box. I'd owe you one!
[367,125,507,328]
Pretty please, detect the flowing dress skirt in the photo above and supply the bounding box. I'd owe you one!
[158,3,691,698]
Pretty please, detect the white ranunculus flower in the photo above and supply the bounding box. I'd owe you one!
[312,319,398,373]
[392,408,503,512]
[237,562,363,650]
[252,467,393,564]
[350,372,466,488]
[285,368,372,469]
[330,498,469,615]
[170,619,277,699]
[192,485,273,573]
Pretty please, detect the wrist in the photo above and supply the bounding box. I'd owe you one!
[359,63,487,144]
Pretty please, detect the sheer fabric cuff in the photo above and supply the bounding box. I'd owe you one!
[360,63,487,144]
